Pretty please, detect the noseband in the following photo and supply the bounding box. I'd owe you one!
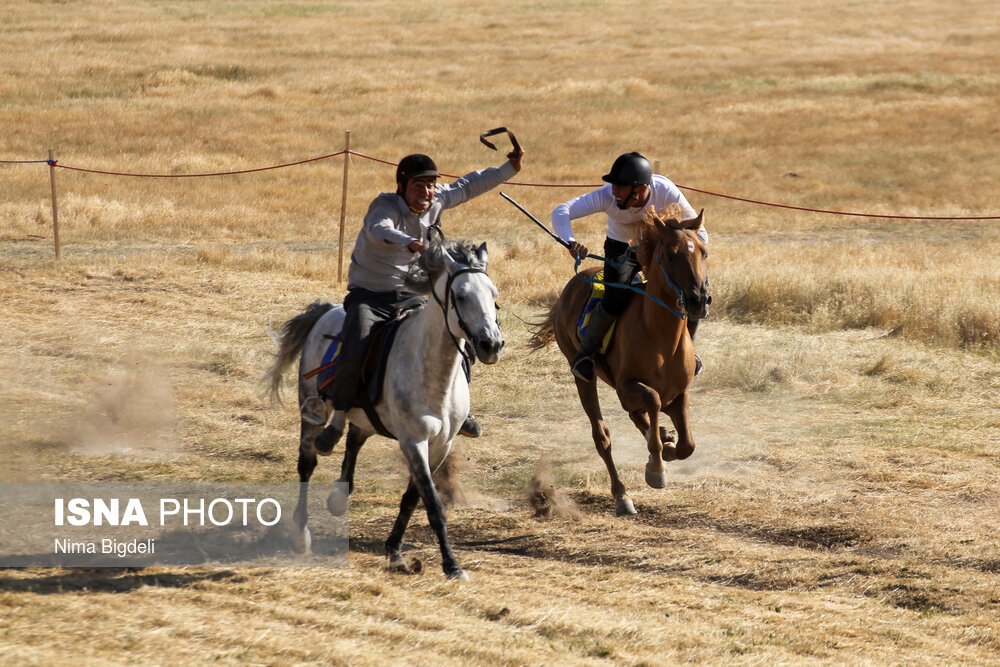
[430,266,491,370]
[655,251,710,321]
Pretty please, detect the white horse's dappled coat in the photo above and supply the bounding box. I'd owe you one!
[265,240,502,580]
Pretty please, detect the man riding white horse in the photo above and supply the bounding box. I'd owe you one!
[550,152,708,381]
[315,148,525,453]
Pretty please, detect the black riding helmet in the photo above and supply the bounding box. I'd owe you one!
[396,154,439,191]
[602,152,652,187]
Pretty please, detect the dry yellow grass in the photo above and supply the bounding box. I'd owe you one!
[2,0,1000,664]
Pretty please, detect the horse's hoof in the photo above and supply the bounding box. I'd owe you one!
[387,554,423,575]
[645,464,668,489]
[661,445,679,462]
[326,487,349,516]
[615,497,637,516]
[290,526,311,554]
[446,568,470,582]
[659,426,676,445]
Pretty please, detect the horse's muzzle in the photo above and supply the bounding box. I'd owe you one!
[475,335,505,365]
[689,291,712,320]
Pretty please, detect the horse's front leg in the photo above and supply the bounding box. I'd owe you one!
[326,424,368,517]
[619,379,666,489]
[662,390,695,461]
[397,438,467,580]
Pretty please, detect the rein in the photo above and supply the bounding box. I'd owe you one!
[429,266,489,375]
[573,251,688,320]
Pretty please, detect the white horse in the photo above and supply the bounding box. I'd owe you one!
[265,239,502,580]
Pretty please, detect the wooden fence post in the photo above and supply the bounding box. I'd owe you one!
[337,131,351,284]
[48,148,60,259]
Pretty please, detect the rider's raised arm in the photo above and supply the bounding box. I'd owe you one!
[436,161,517,210]
[551,186,614,244]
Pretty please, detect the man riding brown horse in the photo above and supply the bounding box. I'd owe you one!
[550,152,708,380]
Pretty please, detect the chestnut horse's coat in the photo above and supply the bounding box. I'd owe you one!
[533,210,709,515]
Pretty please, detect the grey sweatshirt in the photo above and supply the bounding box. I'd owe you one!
[347,161,516,292]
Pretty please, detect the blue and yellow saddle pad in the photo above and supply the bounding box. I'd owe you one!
[576,270,647,354]
[315,334,344,396]
[306,314,407,408]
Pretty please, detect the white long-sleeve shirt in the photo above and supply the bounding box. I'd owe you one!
[551,174,707,246]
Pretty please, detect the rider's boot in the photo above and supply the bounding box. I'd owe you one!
[571,303,616,382]
[688,318,703,376]
[314,410,346,455]
[459,413,482,438]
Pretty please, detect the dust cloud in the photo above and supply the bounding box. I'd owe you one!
[527,456,580,519]
[66,360,179,457]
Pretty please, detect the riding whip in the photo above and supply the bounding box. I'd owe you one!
[497,192,570,248]
[479,127,521,159]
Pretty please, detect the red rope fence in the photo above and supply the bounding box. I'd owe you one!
[4,140,1000,262]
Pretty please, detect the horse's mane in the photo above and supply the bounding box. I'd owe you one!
[635,204,703,267]
[404,238,486,294]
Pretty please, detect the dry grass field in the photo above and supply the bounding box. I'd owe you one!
[2,0,1000,664]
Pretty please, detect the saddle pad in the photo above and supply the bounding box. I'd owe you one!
[315,314,405,406]
[576,270,618,354]
[576,270,648,354]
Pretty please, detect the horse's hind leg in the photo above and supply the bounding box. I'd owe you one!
[574,376,635,516]
[619,379,666,489]
[384,479,422,572]
[628,410,677,458]
[291,418,324,554]
[662,391,695,461]
[327,424,368,517]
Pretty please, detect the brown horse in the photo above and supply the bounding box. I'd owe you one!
[531,209,709,515]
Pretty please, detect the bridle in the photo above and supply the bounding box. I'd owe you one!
[655,244,710,320]
[429,266,493,372]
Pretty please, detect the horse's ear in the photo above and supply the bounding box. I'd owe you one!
[681,209,704,231]
[476,242,488,267]
[441,245,461,275]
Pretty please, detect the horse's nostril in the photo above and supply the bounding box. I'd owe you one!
[706,295,713,305]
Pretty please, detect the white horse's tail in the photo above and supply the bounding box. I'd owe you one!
[263,300,335,406]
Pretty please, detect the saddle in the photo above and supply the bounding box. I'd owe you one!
[307,309,414,439]
[576,269,647,354]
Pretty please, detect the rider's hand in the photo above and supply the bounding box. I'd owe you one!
[567,240,588,260]
[407,240,425,253]
[506,148,525,173]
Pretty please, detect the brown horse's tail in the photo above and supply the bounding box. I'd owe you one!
[527,298,559,352]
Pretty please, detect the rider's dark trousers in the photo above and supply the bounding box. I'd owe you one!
[329,288,416,412]
[601,237,641,316]
[602,236,702,340]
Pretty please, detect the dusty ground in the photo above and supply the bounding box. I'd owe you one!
[1,243,998,664]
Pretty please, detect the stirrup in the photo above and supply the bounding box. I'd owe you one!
[694,354,703,376]
[571,355,596,382]
[459,413,482,438]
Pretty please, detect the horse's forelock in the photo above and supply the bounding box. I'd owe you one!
[635,207,706,267]
[404,239,484,293]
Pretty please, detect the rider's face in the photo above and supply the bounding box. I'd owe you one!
[403,176,437,212]
[612,183,649,209]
